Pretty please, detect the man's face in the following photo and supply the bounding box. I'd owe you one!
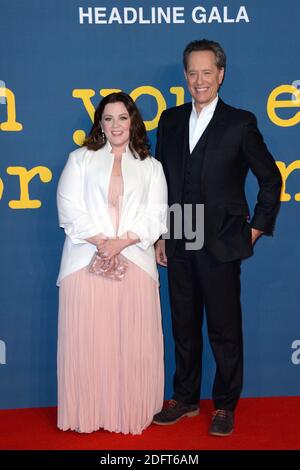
[184,50,224,112]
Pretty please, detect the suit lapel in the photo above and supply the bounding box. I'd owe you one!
[172,103,191,187]
[200,98,228,186]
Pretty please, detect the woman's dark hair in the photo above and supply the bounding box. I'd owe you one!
[83,92,150,160]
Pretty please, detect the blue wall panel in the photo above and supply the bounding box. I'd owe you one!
[0,0,299,408]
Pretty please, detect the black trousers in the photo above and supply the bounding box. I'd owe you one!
[167,244,243,411]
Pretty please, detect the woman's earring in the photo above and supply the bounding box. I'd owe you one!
[101,130,106,142]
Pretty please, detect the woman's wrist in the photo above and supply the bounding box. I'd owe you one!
[86,233,106,246]
[118,232,139,250]
[117,236,130,251]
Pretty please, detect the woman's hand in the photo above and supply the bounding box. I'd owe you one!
[96,232,140,260]
[96,238,127,260]
[98,254,120,271]
[85,233,108,246]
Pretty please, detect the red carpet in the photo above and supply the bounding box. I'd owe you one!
[0,397,299,450]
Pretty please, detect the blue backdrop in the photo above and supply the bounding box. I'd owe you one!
[1,0,300,409]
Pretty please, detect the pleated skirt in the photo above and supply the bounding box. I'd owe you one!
[57,260,164,435]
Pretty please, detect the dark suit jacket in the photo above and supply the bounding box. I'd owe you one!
[155,98,282,261]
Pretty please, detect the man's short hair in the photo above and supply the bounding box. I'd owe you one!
[183,39,226,71]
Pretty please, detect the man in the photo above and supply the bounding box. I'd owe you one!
[153,39,281,436]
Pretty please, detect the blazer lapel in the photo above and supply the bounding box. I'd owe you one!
[172,103,192,187]
[200,98,228,186]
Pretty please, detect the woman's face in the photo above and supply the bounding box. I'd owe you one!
[101,102,131,151]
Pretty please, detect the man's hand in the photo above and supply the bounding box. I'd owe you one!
[155,239,167,266]
[251,228,264,245]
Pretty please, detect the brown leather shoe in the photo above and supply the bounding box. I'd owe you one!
[152,399,199,425]
[209,409,234,436]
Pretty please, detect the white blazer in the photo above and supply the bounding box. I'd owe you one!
[56,143,168,285]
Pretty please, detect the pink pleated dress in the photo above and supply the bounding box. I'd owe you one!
[57,175,164,434]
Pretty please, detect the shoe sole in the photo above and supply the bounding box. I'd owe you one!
[152,409,199,425]
[209,429,234,437]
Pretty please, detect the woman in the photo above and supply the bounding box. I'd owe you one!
[56,92,168,434]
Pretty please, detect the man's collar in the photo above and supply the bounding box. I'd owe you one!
[192,95,219,117]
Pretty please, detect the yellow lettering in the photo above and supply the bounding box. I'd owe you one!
[170,87,185,106]
[73,89,122,145]
[130,86,166,131]
[6,166,52,209]
[276,161,300,201]
[0,87,23,131]
[99,89,121,97]
[72,89,96,145]
[72,86,169,144]
[0,177,3,200]
[267,85,300,127]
